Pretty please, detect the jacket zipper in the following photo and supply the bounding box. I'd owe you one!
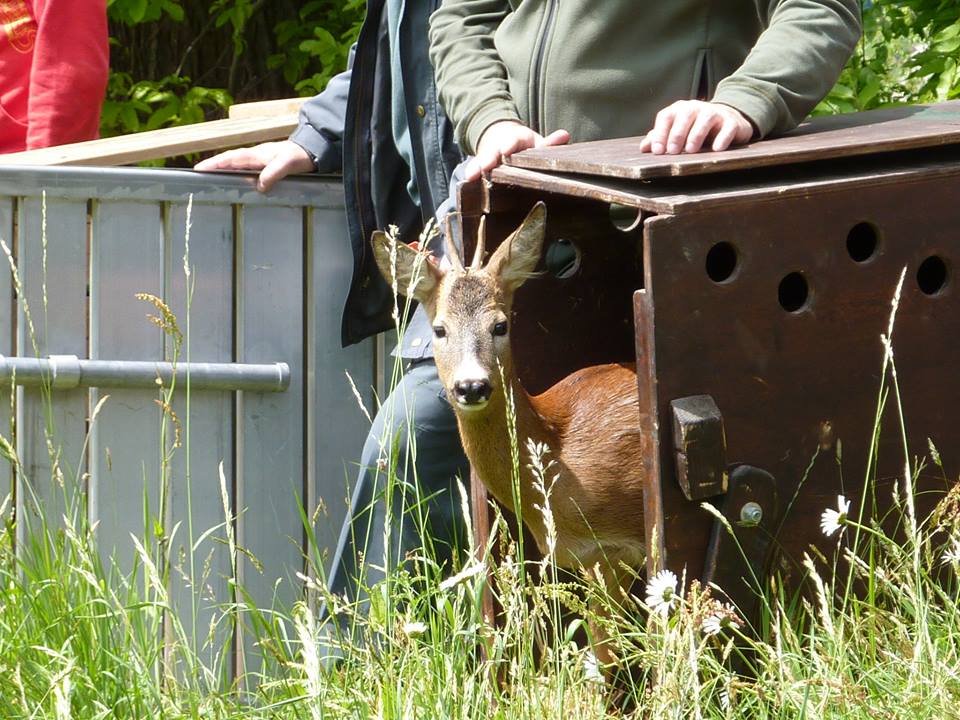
[529,0,557,134]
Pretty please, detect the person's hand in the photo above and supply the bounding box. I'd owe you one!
[639,100,754,155]
[194,140,315,192]
[466,120,570,181]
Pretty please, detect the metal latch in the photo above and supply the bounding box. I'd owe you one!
[670,394,728,500]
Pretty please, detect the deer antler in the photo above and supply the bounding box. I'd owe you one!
[470,215,486,270]
[443,213,465,272]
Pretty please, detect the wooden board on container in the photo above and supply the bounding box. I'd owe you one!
[235,204,305,678]
[164,200,236,677]
[306,200,377,573]
[16,197,89,536]
[0,115,298,167]
[88,199,164,573]
[0,198,12,508]
[506,101,960,180]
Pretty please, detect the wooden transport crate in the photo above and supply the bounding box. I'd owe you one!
[461,101,960,618]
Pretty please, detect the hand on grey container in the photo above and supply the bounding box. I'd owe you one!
[639,100,754,155]
[194,140,314,193]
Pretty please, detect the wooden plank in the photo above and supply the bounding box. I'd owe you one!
[0,116,298,168]
[0,198,13,509]
[15,197,89,535]
[491,147,960,216]
[164,200,235,677]
[307,204,376,574]
[229,98,306,120]
[235,204,304,676]
[88,200,165,572]
[506,101,960,180]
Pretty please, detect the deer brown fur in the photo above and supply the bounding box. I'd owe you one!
[371,203,647,579]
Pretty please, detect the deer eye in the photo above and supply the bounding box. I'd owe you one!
[493,321,508,336]
[433,325,446,338]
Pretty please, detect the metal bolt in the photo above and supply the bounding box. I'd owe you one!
[740,501,763,526]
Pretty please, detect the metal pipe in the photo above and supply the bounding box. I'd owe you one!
[0,355,289,393]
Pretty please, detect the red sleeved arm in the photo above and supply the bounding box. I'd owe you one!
[26,0,109,149]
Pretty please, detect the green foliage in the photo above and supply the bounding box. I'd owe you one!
[816,0,960,115]
[100,73,232,138]
[103,0,364,146]
[107,0,184,25]
[268,0,365,96]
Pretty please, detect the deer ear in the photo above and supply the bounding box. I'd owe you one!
[486,202,546,292]
[371,231,443,306]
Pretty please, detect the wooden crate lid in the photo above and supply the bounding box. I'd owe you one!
[491,143,960,215]
[505,101,960,180]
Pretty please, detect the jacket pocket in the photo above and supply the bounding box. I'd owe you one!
[690,48,715,101]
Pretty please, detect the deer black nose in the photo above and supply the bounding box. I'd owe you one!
[453,379,492,405]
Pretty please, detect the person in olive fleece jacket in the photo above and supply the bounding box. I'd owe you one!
[428,0,862,180]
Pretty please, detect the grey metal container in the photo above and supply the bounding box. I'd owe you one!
[0,165,378,673]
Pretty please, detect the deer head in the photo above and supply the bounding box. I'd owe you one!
[372,202,546,414]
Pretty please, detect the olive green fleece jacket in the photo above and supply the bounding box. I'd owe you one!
[428,0,861,155]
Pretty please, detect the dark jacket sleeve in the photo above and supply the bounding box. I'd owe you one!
[288,45,356,174]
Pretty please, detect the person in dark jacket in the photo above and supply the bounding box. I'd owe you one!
[196,0,469,616]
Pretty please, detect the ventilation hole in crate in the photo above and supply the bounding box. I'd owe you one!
[846,222,879,263]
[544,238,581,279]
[917,255,948,296]
[706,242,738,283]
[778,272,809,312]
[609,203,644,232]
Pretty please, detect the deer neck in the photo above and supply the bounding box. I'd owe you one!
[452,371,553,526]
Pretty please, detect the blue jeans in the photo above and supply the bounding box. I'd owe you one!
[324,358,469,610]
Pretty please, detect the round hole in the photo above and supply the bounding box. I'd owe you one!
[544,238,581,279]
[846,222,879,263]
[778,272,809,313]
[917,255,949,296]
[609,203,644,232]
[705,242,738,283]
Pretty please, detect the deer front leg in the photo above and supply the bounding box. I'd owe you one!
[586,560,636,677]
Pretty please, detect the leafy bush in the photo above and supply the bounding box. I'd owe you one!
[102,0,364,139]
[268,0,365,96]
[816,0,960,114]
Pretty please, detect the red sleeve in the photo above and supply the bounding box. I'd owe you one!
[26,0,109,150]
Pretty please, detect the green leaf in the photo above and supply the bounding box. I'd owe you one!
[161,0,184,22]
[146,101,179,130]
[128,0,148,23]
[933,36,960,54]
[119,104,140,133]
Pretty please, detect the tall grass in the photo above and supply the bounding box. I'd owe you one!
[2,211,960,718]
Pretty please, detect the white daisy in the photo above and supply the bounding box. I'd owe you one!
[402,621,427,637]
[701,605,741,637]
[820,495,850,537]
[943,537,960,566]
[645,568,679,616]
[581,650,605,685]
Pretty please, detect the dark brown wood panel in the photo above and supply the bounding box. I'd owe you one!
[639,171,959,587]
[506,101,960,180]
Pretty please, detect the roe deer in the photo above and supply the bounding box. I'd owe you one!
[371,202,647,592]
